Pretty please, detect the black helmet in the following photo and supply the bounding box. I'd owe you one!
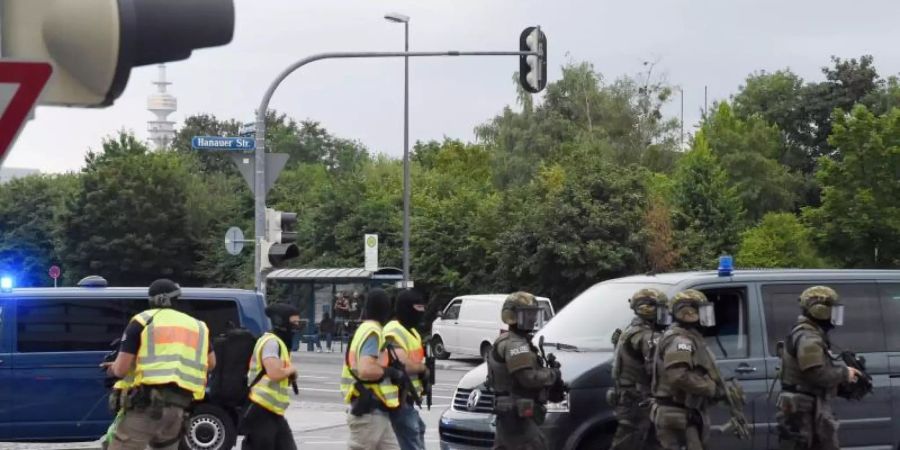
[148,278,181,307]
[265,303,301,330]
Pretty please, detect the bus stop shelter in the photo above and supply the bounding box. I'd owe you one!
[266,267,404,351]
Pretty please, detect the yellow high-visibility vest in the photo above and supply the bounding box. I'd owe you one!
[247,332,292,415]
[114,308,210,400]
[340,321,400,408]
[383,320,425,397]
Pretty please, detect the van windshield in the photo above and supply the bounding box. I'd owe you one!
[535,282,672,351]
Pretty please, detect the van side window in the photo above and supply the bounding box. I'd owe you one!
[762,283,885,354]
[878,284,900,351]
[123,298,240,338]
[699,287,749,359]
[17,299,127,352]
[443,301,462,321]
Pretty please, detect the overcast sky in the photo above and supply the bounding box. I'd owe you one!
[8,0,900,173]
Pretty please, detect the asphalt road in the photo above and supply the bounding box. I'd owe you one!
[0,348,481,450]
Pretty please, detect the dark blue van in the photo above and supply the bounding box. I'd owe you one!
[0,279,267,447]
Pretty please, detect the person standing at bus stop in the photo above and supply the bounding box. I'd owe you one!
[103,279,215,450]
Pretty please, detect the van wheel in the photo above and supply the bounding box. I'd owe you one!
[431,336,450,360]
[480,342,492,361]
[181,403,236,450]
[576,427,612,450]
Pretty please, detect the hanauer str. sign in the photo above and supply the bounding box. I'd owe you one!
[191,136,255,151]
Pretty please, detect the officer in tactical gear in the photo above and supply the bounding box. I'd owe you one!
[776,286,861,450]
[485,292,560,450]
[651,289,721,450]
[103,279,215,450]
[609,288,668,450]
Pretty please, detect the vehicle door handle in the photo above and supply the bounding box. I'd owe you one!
[734,365,757,374]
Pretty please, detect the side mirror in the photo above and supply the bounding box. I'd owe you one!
[436,311,443,320]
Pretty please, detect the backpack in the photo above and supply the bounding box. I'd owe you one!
[207,325,258,408]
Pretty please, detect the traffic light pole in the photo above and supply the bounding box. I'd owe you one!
[253,46,541,293]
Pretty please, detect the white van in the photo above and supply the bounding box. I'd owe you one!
[430,294,554,360]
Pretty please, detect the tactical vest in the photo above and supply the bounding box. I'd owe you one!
[383,320,425,397]
[486,333,514,394]
[339,321,400,408]
[780,319,833,397]
[247,333,291,415]
[651,325,719,405]
[115,309,209,400]
[612,319,655,391]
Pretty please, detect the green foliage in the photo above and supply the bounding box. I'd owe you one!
[0,174,75,286]
[700,102,799,221]
[669,134,746,269]
[59,132,205,286]
[493,154,650,303]
[803,105,900,268]
[737,213,824,268]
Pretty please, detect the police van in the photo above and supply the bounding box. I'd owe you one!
[439,266,900,450]
[0,275,268,449]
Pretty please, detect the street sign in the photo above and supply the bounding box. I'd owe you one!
[0,61,53,167]
[239,122,256,137]
[191,136,255,151]
[228,153,289,196]
[225,226,245,255]
[48,265,60,279]
[365,234,378,271]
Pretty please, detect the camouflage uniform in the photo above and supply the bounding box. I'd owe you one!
[776,286,848,450]
[486,292,559,450]
[609,289,666,450]
[651,290,721,450]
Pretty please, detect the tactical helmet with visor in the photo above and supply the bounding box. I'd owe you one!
[799,286,843,326]
[501,291,545,332]
[667,289,715,327]
[629,288,668,322]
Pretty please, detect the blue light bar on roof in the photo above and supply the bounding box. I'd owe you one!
[718,255,734,277]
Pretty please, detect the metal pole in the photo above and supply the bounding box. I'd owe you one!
[253,49,540,292]
[402,22,411,289]
[680,87,684,149]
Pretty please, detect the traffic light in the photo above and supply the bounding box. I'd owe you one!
[262,208,299,270]
[518,26,548,93]
[0,0,234,107]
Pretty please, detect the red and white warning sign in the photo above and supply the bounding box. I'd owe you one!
[0,61,52,167]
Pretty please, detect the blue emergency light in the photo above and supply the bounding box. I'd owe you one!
[0,276,13,292]
[718,255,734,277]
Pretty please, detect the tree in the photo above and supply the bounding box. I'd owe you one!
[59,132,205,286]
[803,105,900,268]
[700,102,799,221]
[0,174,75,286]
[493,153,650,304]
[737,213,824,268]
[669,134,746,269]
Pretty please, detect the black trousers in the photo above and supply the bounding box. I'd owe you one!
[241,403,297,450]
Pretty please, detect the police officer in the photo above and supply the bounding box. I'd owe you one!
[242,303,301,450]
[651,289,721,450]
[776,286,861,450]
[485,292,560,450]
[103,279,215,450]
[384,290,429,450]
[341,288,402,450]
[609,288,667,450]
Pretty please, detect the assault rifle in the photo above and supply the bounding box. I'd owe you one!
[714,376,750,440]
[537,336,568,403]
[422,336,436,410]
[837,351,873,401]
[386,344,423,408]
[101,338,121,388]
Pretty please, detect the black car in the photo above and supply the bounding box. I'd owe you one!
[439,269,900,449]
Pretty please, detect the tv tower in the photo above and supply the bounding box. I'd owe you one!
[147,64,177,150]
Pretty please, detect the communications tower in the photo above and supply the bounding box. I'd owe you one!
[147,64,177,150]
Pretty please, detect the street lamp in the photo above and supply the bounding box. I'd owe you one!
[384,12,411,289]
